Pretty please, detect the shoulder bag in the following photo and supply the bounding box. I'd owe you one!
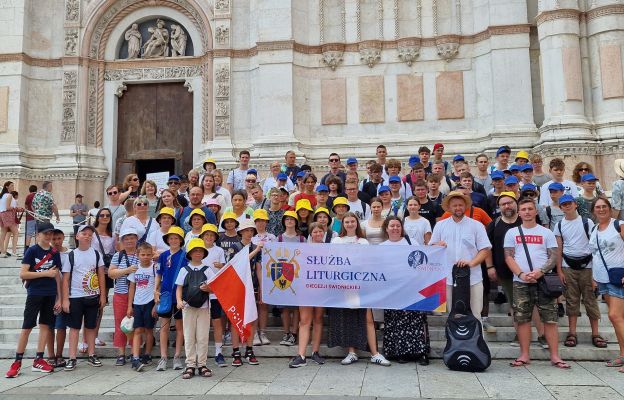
[518,226,564,298]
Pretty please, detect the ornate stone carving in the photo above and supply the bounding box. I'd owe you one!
[184,79,193,93]
[436,42,459,62]
[322,51,344,71]
[61,71,78,142]
[63,71,77,87]
[65,0,79,21]
[215,24,229,45]
[171,24,187,56]
[215,64,230,82]
[64,29,79,56]
[87,67,97,146]
[216,82,229,97]
[124,24,142,59]
[216,101,229,117]
[114,82,128,97]
[215,118,230,136]
[143,19,170,58]
[359,42,382,68]
[215,0,230,12]
[103,66,203,81]
[214,62,230,137]
[397,38,421,66]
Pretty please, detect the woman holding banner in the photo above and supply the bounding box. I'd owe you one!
[380,216,430,365]
[328,212,391,366]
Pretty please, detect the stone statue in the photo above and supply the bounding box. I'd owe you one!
[142,19,169,58]
[124,23,142,59]
[170,24,187,56]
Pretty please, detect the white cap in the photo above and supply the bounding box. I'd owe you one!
[119,227,139,238]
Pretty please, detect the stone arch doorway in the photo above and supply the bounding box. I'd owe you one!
[115,82,193,183]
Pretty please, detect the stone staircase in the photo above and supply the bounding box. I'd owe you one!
[0,251,619,361]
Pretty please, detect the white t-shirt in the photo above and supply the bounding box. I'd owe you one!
[538,180,579,206]
[175,263,213,308]
[262,176,295,194]
[504,224,558,283]
[331,236,369,245]
[380,238,409,246]
[120,216,159,242]
[253,232,276,245]
[590,219,624,283]
[553,215,594,268]
[184,231,201,244]
[202,246,226,300]
[348,199,371,221]
[216,187,232,207]
[61,248,105,298]
[128,263,156,305]
[0,193,11,212]
[227,168,249,192]
[147,229,169,254]
[404,217,432,245]
[430,216,492,286]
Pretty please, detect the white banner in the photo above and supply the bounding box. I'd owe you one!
[261,242,448,312]
[146,171,170,195]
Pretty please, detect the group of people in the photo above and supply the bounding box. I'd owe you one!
[5,143,624,379]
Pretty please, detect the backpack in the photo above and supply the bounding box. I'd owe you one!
[68,249,101,296]
[443,265,491,372]
[182,265,210,308]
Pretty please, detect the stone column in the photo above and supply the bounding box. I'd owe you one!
[536,3,592,143]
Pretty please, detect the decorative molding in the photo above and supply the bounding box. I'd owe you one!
[214,0,230,13]
[61,71,78,142]
[455,0,462,35]
[397,38,421,66]
[65,0,79,22]
[322,51,344,71]
[114,82,127,97]
[184,79,194,92]
[393,0,399,40]
[103,65,203,81]
[319,0,325,44]
[341,0,346,42]
[586,4,624,20]
[64,28,79,56]
[87,67,97,145]
[535,8,581,25]
[436,36,460,62]
[0,168,109,182]
[433,0,439,36]
[214,62,230,138]
[416,0,422,37]
[215,23,230,46]
[359,41,382,68]
[377,0,384,39]
[356,0,361,42]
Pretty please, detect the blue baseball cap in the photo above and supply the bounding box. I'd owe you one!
[581,173,599,182]
[378,185,391,194]
[316,184,329,192]
[496,146,511,156]
[409,155,421,167]
[509,164,521,172]
[346,157,358,165]
[247,168,258,176]
[277,172,288,181]
[453,155,465,162]
[548,182,565,191]
[520,163,534,172]
[504,176,519,185]
[296,171,306,178]
[168,175,180,182]
[388,176,401,183]
[491,171,505,180]
[521,183,537,192]
[558,194,576,205]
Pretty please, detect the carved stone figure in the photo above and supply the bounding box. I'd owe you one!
[124,23,142,59]
[143,19,169,58]
[170,24,187,56]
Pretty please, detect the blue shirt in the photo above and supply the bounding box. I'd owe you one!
[157,248,186,301]
[23,244,61,296]
[178,206,217,233]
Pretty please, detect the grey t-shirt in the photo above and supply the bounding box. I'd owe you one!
[70,203,88,224]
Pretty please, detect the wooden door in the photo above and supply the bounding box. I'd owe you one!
[116,82,193,184]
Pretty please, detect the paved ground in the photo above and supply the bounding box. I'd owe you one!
[0,358,623,399]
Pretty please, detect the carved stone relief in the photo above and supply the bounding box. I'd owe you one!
[214,63,230,137]
[397,38,421,66]
[143,19,170,58]
[215,24,230,46]
[171,24,188,56]
[65,0,79,21]
[114,82,128,97]
[61,71,78,142]
[64,29,79,56]
[124,24,142,59]
[87,67,97,145]
[103,66,203,81]
[215,0,230,13]
[359,42,382,68]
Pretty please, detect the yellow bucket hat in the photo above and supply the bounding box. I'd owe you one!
[186,238,208,259]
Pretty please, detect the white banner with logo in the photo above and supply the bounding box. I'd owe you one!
[261,242,448,312]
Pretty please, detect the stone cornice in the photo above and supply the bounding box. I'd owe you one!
[536,4,624,25]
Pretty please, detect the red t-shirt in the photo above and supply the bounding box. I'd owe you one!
[293,193,317,209]
[25,192,35,221]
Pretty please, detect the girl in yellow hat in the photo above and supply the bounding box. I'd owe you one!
[184,209,207,243]
[148,207,176,258]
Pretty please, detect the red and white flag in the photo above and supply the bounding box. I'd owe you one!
[207,245,257,342]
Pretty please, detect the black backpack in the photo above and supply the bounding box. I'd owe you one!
[443,265,491,372]
[182,265,210,308]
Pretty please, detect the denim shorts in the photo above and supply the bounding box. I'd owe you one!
[597,282,624,299]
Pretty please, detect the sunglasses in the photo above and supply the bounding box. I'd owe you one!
[99,214,111,218]
[168,181,179,185]
[135,202,148,207]
[131,178,139,181]
[523,192,536,197]
[329,159,339,162]
[578,168,590,172]
[107,191,118,196]
[246,179,256,183]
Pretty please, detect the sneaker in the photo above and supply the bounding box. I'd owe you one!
[289,355,307,368]
[64,359,77,371]
[231,351,242,367]
[87,355,102,367]
[223,331,232,346]
[279,333,290,346]
[172,357,183,370]
[5,360,21,378]
[341,352,358,365]
[259,331,271,345]
[510,334,520,347]
[538,335,549,349]
[370,353,391,366]
[95,337,106,346]
[141,354,152,365]
[131,358,145,372]
[558,303,565,318]
[253,332,262,346]
[482,318,497,334]
[244,349,259,365]
[156,358,167,371]
[287,333,296,346]
[215,353,227,368]
[54,358,67,369]
[311,352,326,365]
[115,356,126,366]
[32,358,54,373]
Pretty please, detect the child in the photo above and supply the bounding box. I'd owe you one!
[204,198,222,221]
[426,174,443,206]
[199,224,227,367]
[267,188,285,237]
[251,209,274,347]
[387,176,406,217]
[403,197,432,245]
[539,158,578,206]
[252,209,276,245]
[295,199,314,238]
[61,225,106,371]
[5,222,61,378]
[311,207,336,243]
[330,197,350,233]
[315,185,329,212]
[155,226,186,371]
[47,229,69,368]
[184,208,208,243]
[576,174,599,220]
[218,211,241,262]
[543,182,565,230]
[175,238,213,379]
[127,242,158,371]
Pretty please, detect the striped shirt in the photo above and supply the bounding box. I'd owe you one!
[110,251,139,294]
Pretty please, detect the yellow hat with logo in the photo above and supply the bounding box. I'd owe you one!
[186,238,208,260]
[162,226,185,245]
[282,210,299,228]
[253,208,269,221]
[189,208,207,224]
[156,207,176,224]
[203,158,217,169]
[199,223,219,239]
[220,211,240,229]
[515,150,529,161]
[331,196,350,212]
[295,198,313,213]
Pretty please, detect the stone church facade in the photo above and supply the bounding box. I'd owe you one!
[0,0,623,205]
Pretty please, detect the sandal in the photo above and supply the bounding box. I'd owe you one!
[564,333,577,347]
[95,337,106,347]
[78,342,88,354]
[182,367,195,379]
[592,335,608,348]
[198,366,213,377]
[606,356,624,367]
[509,359,530,367]
[551,360,571,369]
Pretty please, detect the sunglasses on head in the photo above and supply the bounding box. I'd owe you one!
[107,191,118,196]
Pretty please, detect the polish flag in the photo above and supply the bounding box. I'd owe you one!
[207,245,257,342]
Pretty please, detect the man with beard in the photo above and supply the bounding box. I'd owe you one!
[178,186,216,233]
